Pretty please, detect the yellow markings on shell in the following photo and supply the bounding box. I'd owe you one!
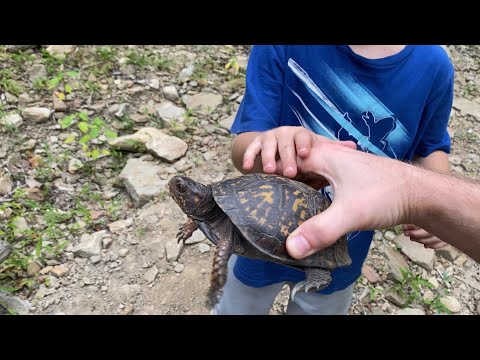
[240,197,249,204]
[250,209,258,220]
[258,217,267,225]
[253,191,274,205]
[292,196,307,212]
[300,210,307,220]
[194,197,200,204]
[259,185,273,189]
[280,224,290,236]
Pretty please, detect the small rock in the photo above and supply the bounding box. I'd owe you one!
[203,151,217,161]
[440,296,461,313]
[184,229,206,245]
[102,237,113,249]
[385,290,407,307]
[435,245,459,262]
[384,231,396,241]
[83,277,92,285]
[118,248,129,257]
[423,290,435,302]
[182,92,223,115]
[370,307,386,315]
[156,101,185,121]
[12,216,29,239]
[477,302,480,315]
[174,264,185,273]
[218,113,235,130]
[73,231,105,258]
[18,93,30,108]
[396,308,425,315]
[46,45,75,60]
[108,218,133,233]
[454,254,467,266]
[19,139,37,151]
[174,158,192,172]
[361,264,381,283]
[22,107,51,123]
[394,234,435,271]
[198,243,210,254]
[123,304,134,315]
[68,158,84,173]
[178,64,195,83]
[163,85,179,102]
[0,173,13,195]
[453,97,480,121]
[1,113,23,128]
[53,97,69,112]
[91,256,102,264]
[165,240,184,262]
[144,266,159,284]
[27,261,41,276]
[130,114,150,123]
[147,78,160,90]
[428,277,440,289]
[50,264,69,278]
[28,64,47,82]
[201,268,207,274]
[108,104,120,114]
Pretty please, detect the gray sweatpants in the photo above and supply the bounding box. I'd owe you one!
[212,255,355,315]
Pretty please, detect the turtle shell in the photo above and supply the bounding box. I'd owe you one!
[211,173,351,270]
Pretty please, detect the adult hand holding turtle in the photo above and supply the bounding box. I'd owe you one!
[285,140,480,263]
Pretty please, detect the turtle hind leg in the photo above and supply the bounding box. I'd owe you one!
[205,238,233,308]
[290,268,332,301]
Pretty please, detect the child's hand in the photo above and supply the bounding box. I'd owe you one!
[242,126,355,187]
[403,224,448,249]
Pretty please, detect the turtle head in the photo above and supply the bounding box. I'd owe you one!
[168,176,213,218]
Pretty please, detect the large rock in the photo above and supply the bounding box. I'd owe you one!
[0,292,31,315]
[453,98,480,121]
[440,296,461,313]
[182,92,223,114]
[46,45,75,60]
[73,231,106,258]
[22,107,51,123]
[396,308,425,315]
[394,234,435,271]
[109,127,188,163]
[119,158,166,207]
[12,216,29,239]
[383,246,410,282]
[1,113,23,128]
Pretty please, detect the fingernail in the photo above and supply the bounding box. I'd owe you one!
[290,234,311,257]
[285,167,294,175]
[264,164,274,172]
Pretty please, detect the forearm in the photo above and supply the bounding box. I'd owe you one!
[410,168,480,262]
[231,132,264,174]
[414,150,450,173]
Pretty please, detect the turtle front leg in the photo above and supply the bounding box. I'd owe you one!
[176,218,198,244]
[290,268,332,301]
[206,238,233,308]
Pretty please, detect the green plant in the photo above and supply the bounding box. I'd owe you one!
[60,112,117,160]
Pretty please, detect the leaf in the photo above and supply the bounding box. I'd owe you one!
[65,84,72,94]
[81,144,88,151]
[104,130,118,139]
[60,115,75,129]
[48,76,62,88]
[66,71,79,78]
[90,149,100,159]
[93,117,105,127]
[35,238,43,258]
[0,287,17,293]
[89,127,100,138]
[78,112,89,121]
[64,135,76,144]
[101,149,110,156]
[79,134,91,144]
[78,122,89,133]
[56,92,65,101]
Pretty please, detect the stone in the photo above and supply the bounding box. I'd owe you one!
[46,45,75,60]
[185,229,206,244]
[163,85,179,102]
[182,92,223,114]
[1,113,23,128]
[22,107,51,123]
[28,64,47,82]
[394,234,435,271]
[439,296,461,313]
[144,266,158,284]
[361,264,381,283]
[198,243,210,254]
[0,173,13,195]
[383,246,410,282]
[165,240,184,262]
[396,308,425,315]
[73,231,106,258]
[118,248,129,257]
[108,218,133,233]
[174,264,185,273]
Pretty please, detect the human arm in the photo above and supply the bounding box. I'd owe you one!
[284,142,480,263]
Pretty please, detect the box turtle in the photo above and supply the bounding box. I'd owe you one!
[168,173,352,307]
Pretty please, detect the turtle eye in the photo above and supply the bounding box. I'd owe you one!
[175,182,187,193]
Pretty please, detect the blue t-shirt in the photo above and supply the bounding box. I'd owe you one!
[230,45,454,294]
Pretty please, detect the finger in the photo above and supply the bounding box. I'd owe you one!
[404,228,433,239]
[425,241,448,249]
[403,224,419,231]
[261,133,278,173]
[243,138,262,171]
[278,136,297,177]
[410,237,442,245]
[294,132,314,158]
[286,201,352,259]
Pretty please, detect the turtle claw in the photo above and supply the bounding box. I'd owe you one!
[290,268,332,302]
[176,219,198,244]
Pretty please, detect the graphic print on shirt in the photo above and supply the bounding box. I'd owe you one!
[287,58,413,160]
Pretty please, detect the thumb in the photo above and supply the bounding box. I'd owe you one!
[286,202,351,259]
